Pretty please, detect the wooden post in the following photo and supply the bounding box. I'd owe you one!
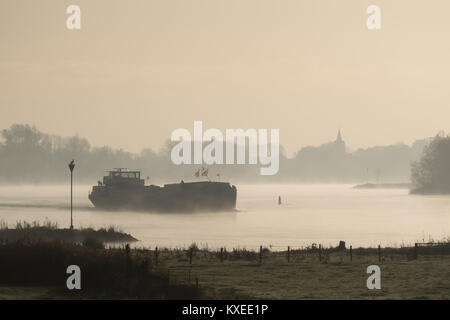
[259,245,263,264]
[155,246,158,265]
[125,244,131,279]
[414,243,419,260]
[189,248,193,265]
[350,245,353,261]
[220,247,223,263]
[378,245,381,262]
[287,246,290,263]
[319,244,322,262]
[141,258,149,285]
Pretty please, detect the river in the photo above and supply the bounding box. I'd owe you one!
[0,184,449,250]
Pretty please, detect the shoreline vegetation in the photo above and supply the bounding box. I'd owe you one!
[0,221,202,299]
[410,133,450,195]
[0,220,137,244]
[0,222,449,299]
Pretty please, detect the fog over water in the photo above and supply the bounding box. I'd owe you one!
[1,184,449,250]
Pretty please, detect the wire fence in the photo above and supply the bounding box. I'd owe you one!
[117,241,450,289]
[126,241,450,266]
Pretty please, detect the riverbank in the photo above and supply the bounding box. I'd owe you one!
[0,220,137,244]
[1,239,449,299]
[353,183,411,189]
[0,240,204,299]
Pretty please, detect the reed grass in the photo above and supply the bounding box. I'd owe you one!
[0,219,137,244]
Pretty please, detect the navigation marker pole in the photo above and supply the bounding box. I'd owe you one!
[68,160,75,230]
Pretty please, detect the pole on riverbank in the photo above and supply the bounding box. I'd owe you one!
[287,246,290,263]
[68,160,75,230]
[414,243,419,260]
[125,244,131,280]
[350,245,353,261]
[259,245,262,264]
[220,247,223,263]
[378,245,381,262]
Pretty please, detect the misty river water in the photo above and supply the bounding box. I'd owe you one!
[0,184,449,250]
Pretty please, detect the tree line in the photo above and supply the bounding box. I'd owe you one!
[0,124,431,184]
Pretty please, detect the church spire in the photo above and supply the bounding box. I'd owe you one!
[336,130,342,142]
[334,129,345,154]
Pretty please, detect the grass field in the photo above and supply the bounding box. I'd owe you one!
[0,287,55,300]
[154,246,450,299]
[0,236,449,299]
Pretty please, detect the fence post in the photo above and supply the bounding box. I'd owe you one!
[319,244,322,262]
[414,243,418,260]
[287,246,290,263]
[125,244,131,279]
[141,258,149,286]
[350,245,353,262]
[155,246,158,265]
[220,247,223,263]
[259,245,263,264]
[378,245,381,262]
[189,248,193,265]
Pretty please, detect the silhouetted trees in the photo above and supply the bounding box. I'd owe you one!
[0,124,137,183]
[0,124,429,184]
[411,133,450,194]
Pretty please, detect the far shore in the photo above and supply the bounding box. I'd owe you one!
[409,186,450,195]
[352,183,450,195]
[352,182,411,189]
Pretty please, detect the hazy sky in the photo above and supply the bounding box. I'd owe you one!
[1,0,450,155]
